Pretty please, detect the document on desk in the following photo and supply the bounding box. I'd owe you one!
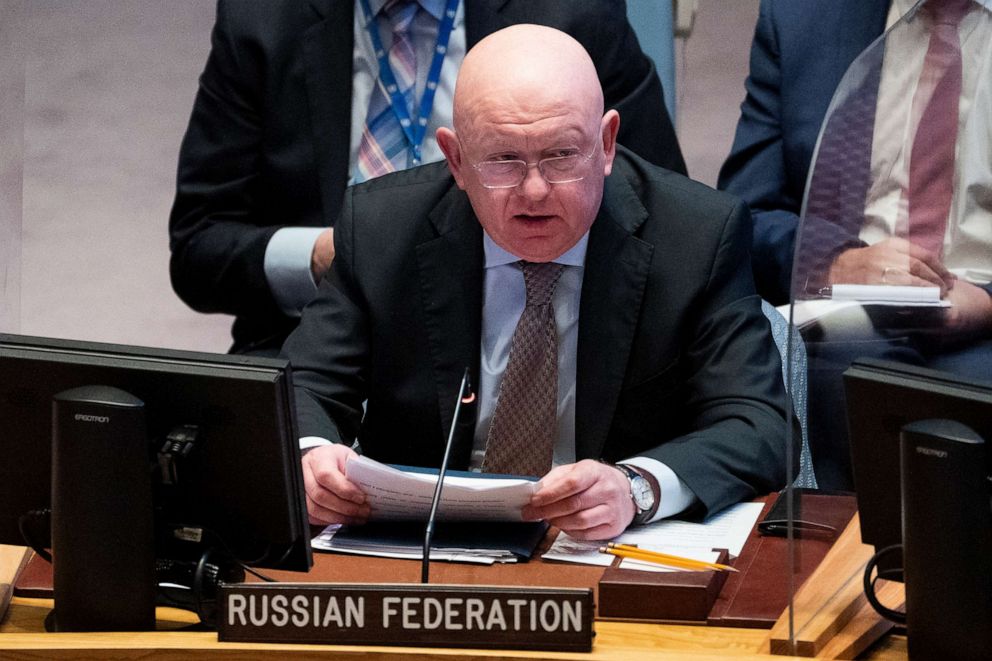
[542,501,763,571]
[345,455,539,522]
[311,520,548,564]
[782,286,950,329]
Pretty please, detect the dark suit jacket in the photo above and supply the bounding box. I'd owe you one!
[717,0,890,304]
[282,147,792,517]
[169,0,686,354]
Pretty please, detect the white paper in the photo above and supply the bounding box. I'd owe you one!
[310,524,511,565]
[542,501,763,570]
[781,294,950,329]
[830,284,945,304]
[345,455,538,521]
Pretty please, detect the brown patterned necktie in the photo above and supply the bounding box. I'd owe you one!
[481,261,565,477]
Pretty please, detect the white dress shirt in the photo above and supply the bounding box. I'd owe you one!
[862,0,992,286]
[264,0,466,316]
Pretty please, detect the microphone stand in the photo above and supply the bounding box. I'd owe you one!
[422,367,475,584]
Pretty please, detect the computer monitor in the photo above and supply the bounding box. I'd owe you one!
[0,333,312,629]
[843,358,992,564]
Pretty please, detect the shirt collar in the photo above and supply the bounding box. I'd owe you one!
[483,231,589,269]
[365,0,447,23]
[894,0,992,21]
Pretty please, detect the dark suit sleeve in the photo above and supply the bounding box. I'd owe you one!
[717,1,799,305]
[168,2,285,320]
[589,1,686,175]
[647,200,794,516]
[281,186,369,444]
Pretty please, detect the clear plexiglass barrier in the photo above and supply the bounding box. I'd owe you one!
[782,1,992,655]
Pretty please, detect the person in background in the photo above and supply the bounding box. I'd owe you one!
[720,0,992,489]
[169,0,685,356]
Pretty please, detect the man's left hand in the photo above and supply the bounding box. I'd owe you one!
[522,459,635,540]
[936,280,992,347]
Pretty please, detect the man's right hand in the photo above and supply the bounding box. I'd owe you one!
[828,237,955,296]
[301,444,371,526]
[310,227,336,283]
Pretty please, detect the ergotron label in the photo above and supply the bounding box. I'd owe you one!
[74,414,110,423]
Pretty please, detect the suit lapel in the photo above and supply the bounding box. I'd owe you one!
[575,167,653,461]
[416,188,484,464]
[303,0,355,223]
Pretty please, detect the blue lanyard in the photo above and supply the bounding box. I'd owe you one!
[359,0,459,165]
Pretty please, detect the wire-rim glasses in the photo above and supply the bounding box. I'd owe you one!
[472,151,595,189]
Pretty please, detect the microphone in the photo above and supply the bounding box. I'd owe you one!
[422,367,476,584]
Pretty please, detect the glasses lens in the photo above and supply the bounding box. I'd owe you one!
[539,154,584,183]
[474,153,590,188]
[476,161,526,188]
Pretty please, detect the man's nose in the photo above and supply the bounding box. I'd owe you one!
[517,162,551,200]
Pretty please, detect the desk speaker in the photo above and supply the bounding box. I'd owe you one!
[900,419,992,661]
[50,385,155,631]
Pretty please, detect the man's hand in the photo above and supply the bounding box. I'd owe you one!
[828,237,955,295]
[934,281,992,348]
[310,227,335,282]
[301,444,370,526]
[522,459,635,540]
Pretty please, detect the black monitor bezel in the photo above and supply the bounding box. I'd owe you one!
[844,357,992,556]
[0,332,312,572]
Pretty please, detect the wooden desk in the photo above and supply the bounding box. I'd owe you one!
[0,595,906,660]
[0,544,907,659]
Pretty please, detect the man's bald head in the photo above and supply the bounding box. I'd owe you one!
[452,24,605,137]
[435,24,619,263]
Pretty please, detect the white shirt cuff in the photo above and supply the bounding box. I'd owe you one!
[299,436,332,451]
[263,227,325,317]
[619,456,697,522]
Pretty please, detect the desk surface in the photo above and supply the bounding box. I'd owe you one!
[1,596,906,660]
[0,544,907,660]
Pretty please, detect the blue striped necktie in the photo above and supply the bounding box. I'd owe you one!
[355,1,421,183]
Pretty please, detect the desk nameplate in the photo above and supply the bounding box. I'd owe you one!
[217,582,595,652]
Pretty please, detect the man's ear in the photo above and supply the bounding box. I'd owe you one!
[436,127,467,189]
[600,110,620,177]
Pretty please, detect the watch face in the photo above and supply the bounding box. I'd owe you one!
[630,476,654,511]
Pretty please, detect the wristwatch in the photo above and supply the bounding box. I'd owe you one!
[614,464,659,526]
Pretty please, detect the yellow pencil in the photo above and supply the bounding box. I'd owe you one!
[600,542,738,573]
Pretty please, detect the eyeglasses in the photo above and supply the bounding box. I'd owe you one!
[472,151,594,189]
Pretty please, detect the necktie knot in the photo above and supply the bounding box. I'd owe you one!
[925,0,971,26]
[521,262,564,307]
[383,0,419,34]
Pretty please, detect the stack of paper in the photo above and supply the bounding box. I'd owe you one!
[311,457,548,564]
[312,521,547,565]
[542,501,764,573]
[345,456,538,521]
[830,284,946,305]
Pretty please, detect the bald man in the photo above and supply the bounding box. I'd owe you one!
[284,25,792,540]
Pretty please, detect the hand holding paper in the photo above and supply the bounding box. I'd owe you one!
[302,444,370,526]
[345,455,538,522]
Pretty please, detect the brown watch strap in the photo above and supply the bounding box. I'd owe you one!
[626,464,661,524]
